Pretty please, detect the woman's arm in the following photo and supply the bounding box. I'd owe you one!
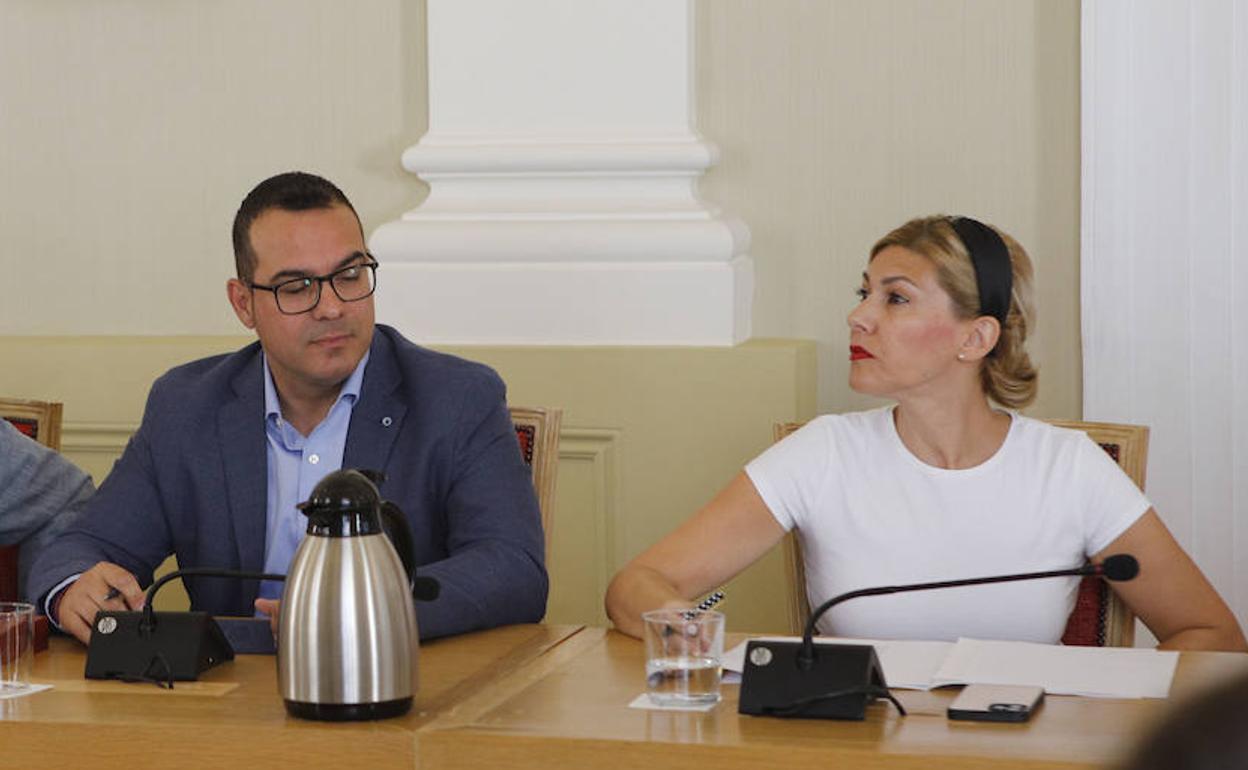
[604,472,786,638]
[1098,509,1246,651]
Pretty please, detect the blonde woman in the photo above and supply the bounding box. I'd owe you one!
[606,215,1245,651]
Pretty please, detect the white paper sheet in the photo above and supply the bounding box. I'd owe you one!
[0,683,53,700]
[932,638,1179,698]
[627,693,721,712]
[725,636,1179,698]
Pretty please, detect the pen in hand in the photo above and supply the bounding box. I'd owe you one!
[659,591,727,637]
[685,590,725,618]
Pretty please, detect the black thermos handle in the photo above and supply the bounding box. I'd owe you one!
[379,500,416,584]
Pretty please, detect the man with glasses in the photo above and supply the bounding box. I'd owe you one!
[28,172,548,644]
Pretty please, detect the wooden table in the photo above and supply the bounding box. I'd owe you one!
[419,631,1248,770]
[6,627,1246,769]
[0,624,585,769]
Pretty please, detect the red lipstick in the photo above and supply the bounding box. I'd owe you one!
[849,345,873,361]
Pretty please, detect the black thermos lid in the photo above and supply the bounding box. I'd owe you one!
[296,469,387,537]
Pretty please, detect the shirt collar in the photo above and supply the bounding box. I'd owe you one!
[263,350,371,423]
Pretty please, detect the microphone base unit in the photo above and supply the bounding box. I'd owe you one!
[85,610,234,683]
[737,641,888,720]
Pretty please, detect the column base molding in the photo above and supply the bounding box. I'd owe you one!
[375,255,753,345]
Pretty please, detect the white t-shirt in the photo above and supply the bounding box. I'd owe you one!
[745,407,1150,643]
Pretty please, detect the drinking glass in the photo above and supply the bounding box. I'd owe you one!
[642,608,724,706]
[0,602,35,695]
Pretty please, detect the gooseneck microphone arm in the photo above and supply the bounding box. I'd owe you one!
[140,568,287,632]
[138,567,442,632]
[796,554,1140,670]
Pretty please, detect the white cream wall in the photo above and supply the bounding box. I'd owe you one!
[697,0,1082,419]
[1,0,1080,419]
[0,1,1083,630]
[0,0,426,335]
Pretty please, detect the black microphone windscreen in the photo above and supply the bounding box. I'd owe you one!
[1101,554,1139,581]
[413,576,440,602]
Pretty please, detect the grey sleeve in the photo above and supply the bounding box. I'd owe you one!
[0,419,95,598]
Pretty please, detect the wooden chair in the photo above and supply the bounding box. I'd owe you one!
[1049,420,1147,647]
[510,406,562,558]
[774,418,1148,647]
[0,397,63,451]
[0,398,65,603]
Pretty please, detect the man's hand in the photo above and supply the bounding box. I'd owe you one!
[255,598,281,639]
[55,562,145,644]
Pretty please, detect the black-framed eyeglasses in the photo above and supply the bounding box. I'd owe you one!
[248,254,379,315]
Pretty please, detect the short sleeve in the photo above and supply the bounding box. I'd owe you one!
[1075,434,1152,556]
[745,418,836,532]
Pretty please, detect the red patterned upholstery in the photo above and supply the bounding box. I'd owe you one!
[7,417,38,440]
[0,546,17,602]
[509,407,562,559]
[0,415,38,603]
[0,544,46,651]
[1060,440,1126,647]
[514,423,536,467]
[1061,577,1112,646]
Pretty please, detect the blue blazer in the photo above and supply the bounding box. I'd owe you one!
[27,325,548,639]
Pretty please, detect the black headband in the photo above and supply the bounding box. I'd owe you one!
[950,217,1012,325]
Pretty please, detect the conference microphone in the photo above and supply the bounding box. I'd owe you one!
[85,566,444,685]
[86,567,287,686]
[737,553,1140,721]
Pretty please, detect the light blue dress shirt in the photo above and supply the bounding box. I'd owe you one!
[256,351,369,600]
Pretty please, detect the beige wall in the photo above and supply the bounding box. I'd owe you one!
[0,0,427,335]
[696,0,1082,419]
[1,2,1082,629]
[2,0,1081,392]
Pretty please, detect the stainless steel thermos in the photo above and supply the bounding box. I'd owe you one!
[278,469,420,720]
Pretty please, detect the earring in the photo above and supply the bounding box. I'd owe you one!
[957,353,966,361]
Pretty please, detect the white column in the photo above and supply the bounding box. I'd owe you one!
[1082,0,1248,640]
[370,0,752,345]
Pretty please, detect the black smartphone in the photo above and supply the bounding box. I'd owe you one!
[947,684,1045,723]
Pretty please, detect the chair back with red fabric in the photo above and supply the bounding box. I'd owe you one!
[509,406,562,558]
